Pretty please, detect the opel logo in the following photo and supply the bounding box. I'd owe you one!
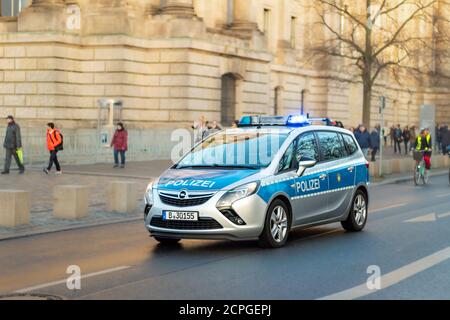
[178,190,188,199]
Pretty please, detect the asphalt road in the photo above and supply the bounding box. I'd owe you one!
[1,174,450,300]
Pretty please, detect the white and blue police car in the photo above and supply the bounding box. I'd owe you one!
[144,115,370,248]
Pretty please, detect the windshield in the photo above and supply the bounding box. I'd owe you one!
[176,131,289,169]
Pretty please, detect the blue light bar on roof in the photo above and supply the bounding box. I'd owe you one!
[286,114,310,126]
[238,114,334,127]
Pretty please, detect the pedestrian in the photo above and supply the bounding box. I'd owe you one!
[402,126,410,155]
[382,126,388,146]
[442,125,450,155]
[43,122,63,175]
[231,120,239,128]
[355,125,370,157]
[369,127,380,162]
[349,127,355,133]
[205,120,221,137]
[2,115,25,175]
[394,124,403,154]
[389,125,395,147]
[192,116,207,144]
[436,124,441,153]
[409,125,417,154]
[111,122,128,168]
[439,124,446,154]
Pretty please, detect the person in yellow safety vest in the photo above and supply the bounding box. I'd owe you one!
[415,128,432,170]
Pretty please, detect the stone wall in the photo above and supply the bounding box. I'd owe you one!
[0,0,449,163]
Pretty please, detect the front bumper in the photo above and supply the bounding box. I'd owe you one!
[145,190,268,241]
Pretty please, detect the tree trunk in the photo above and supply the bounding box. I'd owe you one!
[362,79,372,128]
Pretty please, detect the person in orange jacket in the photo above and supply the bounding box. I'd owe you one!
[43,122,63,174]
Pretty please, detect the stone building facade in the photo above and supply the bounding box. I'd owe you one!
[0,0,449,161]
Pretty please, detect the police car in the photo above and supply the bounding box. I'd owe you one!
[144,114,370,248]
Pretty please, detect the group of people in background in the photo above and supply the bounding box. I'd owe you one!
[191,116,237,144]
[351,122,450,164]
[388,124,417,155]
[350,125,380,162]
[2,116,130,174]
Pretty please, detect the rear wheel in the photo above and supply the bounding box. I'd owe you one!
[423,168,429,185]
[154,237,181,245]
[258,199,290,248]
[341,190,368,232]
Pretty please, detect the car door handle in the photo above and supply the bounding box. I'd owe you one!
[347,166,354,172]
[319,173,327,180]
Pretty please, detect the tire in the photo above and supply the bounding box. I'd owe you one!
[154,237,181,245]
[414,167,420,186]
[341,190,368,232]
[258,199,291,248]
[423,169,429,185]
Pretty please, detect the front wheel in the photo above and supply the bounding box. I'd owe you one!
[341,190,368,232]
[258,199,291,248]
[414,164,422,186]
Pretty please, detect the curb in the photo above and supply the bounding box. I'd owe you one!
[0,216,143,242]
[371,169,448,186]
[27,168,155,180]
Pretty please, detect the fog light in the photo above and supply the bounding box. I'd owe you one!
[220,209,246,225]
[144,205,152,220]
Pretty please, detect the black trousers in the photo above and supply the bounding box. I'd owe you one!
[394,140,402,153]
[47,150,61,171]
[3,148,24,172]
[371,147,378,162]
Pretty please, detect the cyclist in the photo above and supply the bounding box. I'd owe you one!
[414,128,432,170]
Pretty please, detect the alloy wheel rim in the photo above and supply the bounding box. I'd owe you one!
[353,194,367,226]
[270,206,288,243]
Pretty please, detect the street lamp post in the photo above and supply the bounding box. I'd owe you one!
[379,96,386,177]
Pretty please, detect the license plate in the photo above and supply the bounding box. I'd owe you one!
[162,211,198,221]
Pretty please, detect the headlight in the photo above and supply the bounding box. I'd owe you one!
[216,182,259,209]
[145,182,154,205]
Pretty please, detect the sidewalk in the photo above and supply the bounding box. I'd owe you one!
[0,160,173,241]
[0,159,447,241]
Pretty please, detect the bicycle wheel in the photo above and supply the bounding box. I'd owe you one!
[423,169,429,185]
[414,165,421,186]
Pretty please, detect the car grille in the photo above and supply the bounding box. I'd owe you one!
[150,217,223,230]
[158,191,214,207]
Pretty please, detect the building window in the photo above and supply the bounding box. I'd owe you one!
[1,0,29,17]
[290,17,297,48]
[263,8,270,34]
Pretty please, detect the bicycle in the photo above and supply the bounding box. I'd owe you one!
[413,150,430,186]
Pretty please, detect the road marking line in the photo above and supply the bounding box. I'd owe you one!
[435,193,450,198]
[404,213,436,223]
[438,212,450,219]
[371,203,406,213]
[318,246,450,300]
[15,265,130,293]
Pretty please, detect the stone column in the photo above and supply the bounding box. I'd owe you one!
[160,0,196,17]
[18,0,66,32]
[231,0,258,31]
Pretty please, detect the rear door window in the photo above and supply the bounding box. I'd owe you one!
[317,131,347,161]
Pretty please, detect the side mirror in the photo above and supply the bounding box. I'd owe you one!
[296,160,317,176]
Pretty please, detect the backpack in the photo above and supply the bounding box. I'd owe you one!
[54,130,64,151]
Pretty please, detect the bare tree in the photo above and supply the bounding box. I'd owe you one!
[308,0,448,127]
